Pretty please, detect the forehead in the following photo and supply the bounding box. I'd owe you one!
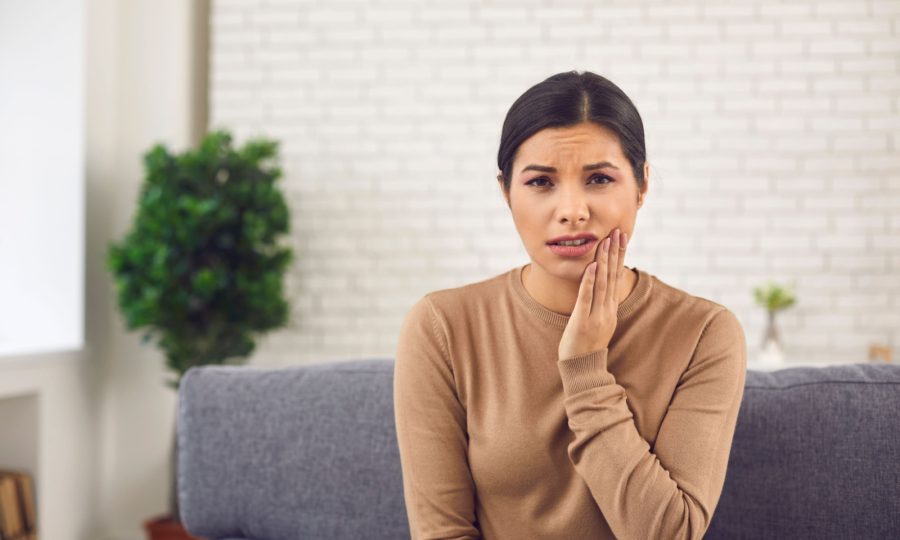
[515,122,626,166]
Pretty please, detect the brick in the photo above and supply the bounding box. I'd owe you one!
[833,135,889,151]
[815,232,868,251]
[713,254,768,271]
[589,6,643,20]
[435,25,487,42]
[871,39,900,53]
[840,57,898,72]
[813,76,865,92]
[772,135,829,152]
[668,23,720,38]
[703,4,754,18]
[478,7,529,22]
[743,196,799,211]
[714,215,769,230]
[752,41,805,57]
[801,156,857,173]
[771,254,826,271]
[809,39,866,54]
[859,195,900,209]
[778,60,836,75]
[362,8,415,24]
[772,215,829,231]
[646,4,699,18]
[721,95,777,112]
[532,7,586,21]
[811,116,864,130]
[834,215,886,231]
[754,115,805,131]
[758,78,807,92]
[869,76,900,92]
[693,41,748,59]
[778,20,832,35]
[836,19,892,34]
[724,22,777,37]
[761,3,812,17]
[639,42,692,58]
[814,1,869,16]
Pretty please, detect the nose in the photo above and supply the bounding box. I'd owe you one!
[556,185,589,224]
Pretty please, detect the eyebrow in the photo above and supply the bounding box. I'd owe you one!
[520,161,620,174]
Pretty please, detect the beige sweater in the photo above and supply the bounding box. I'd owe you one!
[394,263,747,540]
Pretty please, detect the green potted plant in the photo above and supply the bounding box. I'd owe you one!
[106,129,293,539]
[753,280,797,363]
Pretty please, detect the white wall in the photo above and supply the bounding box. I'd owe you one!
[2,0,204,538]
[0,0,84,356]
[209,0,900,367]
[88,0,204,538]
[0,1,94,538]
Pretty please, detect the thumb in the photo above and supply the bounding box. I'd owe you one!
[574,262,597,319]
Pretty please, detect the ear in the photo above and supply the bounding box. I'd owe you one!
[497,173,510,209]
[637,162,650,207]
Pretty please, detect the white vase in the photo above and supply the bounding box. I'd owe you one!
[760,310,784,364]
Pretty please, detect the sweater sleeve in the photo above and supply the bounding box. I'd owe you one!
[393,295,481,540]
[557,308,747,540]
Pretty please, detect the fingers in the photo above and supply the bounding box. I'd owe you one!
[605,229,620,305]
[575,260,597,319]
[593,236,609,316]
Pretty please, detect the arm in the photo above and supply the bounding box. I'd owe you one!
[393,295,481,540]
[557,308,747,540]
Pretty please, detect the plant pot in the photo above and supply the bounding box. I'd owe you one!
[143,514,204,540]
[759,310,784,364]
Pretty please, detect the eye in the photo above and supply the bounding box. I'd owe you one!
[525,176,551,187]
[588,174,613,185]
[524,174,613,188]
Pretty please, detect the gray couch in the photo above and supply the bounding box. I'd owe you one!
[177,360,900,539]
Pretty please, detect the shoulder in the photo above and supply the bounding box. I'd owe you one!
[646,271,742,329]
[644,272,746,374]
[418,269,510,323]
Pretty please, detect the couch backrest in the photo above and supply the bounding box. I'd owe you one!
[706,363,900,539]
[177,359,407,540]
[177,360,900,540]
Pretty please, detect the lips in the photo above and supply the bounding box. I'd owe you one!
[547,238,598,257]
[546,232,598,245]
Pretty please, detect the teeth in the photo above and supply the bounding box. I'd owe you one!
[556,238,589,246]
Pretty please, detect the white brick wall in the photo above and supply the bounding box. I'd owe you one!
[210,0,900,366]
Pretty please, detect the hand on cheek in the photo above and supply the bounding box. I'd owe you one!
[557,229,627,360]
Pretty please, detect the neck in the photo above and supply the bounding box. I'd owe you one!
[522,262,637,316]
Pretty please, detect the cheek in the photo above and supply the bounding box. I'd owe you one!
[509,209,545,246]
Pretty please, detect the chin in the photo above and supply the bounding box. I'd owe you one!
[537,256,588,280]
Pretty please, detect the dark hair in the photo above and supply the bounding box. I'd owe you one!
[497,70,647,196]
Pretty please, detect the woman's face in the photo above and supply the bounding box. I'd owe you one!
[499,121,649,282]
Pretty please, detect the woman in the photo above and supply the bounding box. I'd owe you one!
[393,70,747,540]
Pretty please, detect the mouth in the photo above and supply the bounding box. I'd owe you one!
[546,237,598,258]
[545,233,598,246]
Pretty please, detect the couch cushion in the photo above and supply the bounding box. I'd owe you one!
[177,359,408,540]
[706,363,900,539]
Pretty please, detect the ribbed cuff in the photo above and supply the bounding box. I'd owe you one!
[558,349,615,394]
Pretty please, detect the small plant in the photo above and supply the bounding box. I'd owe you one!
[753,280,797,360]
[753,281,797,313]
[106,129,293,525]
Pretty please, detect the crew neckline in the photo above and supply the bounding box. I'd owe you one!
[509,263,652,328]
